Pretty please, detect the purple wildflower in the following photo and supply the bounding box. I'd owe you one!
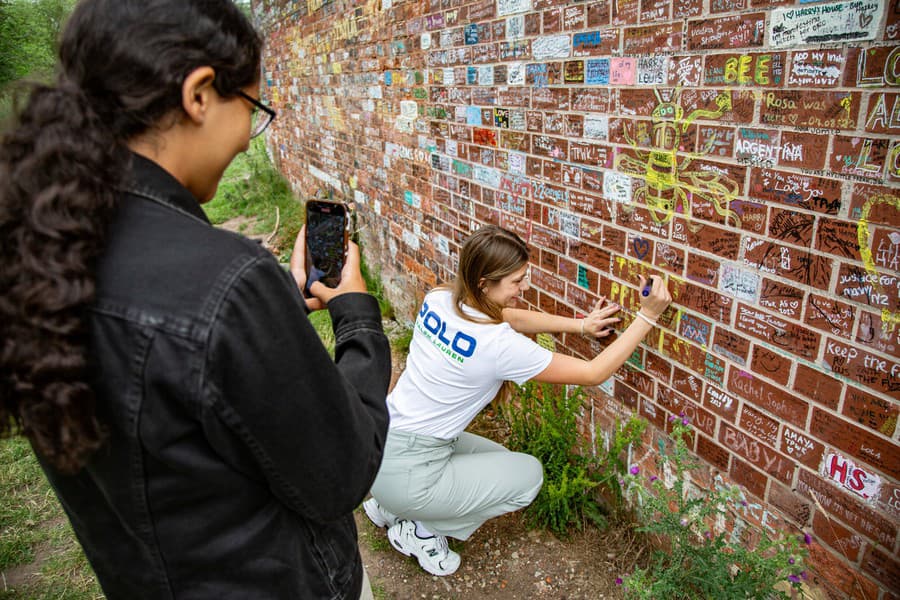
[615,577,623,586]
[681,417,689,425]
[803,533,812,545]
[788,558,795,565]
[788,575,801,583]
[740,500,748,507]
[801,571,808,580]
[680,518,689,527]
[679,411,685,417]
[649,475,658,482]
[629,465,640,475]
[668,414,677,423]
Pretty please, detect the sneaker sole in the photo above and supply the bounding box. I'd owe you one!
[363,500,390,529]
[387,528,459,577]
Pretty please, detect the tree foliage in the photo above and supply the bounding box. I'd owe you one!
[0,0,76,120]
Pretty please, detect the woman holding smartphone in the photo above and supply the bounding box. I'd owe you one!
[364,225,671,576]
[0,1,389,598]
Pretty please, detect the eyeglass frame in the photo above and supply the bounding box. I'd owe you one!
[236,90,276,139]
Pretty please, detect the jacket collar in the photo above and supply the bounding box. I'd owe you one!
[122,152,211,224]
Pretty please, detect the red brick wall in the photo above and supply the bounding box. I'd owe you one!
[252,0,899,596]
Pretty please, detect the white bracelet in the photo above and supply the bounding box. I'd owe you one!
[636,311,658,327]
[580,318,586,336]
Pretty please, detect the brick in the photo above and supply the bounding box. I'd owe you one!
[673,219,741,260]
[742,238,832,289]
[856,309,900,360]
[640,0,669,21]
[749,345,791,386]
[653,241,685,275]
[623,22,681,54]
[823,336,899,399]
[768,480,811,527]
[777,130,827,170]
[845,45,900,87]
[727,368,809,427]
[863,92,900,134]
[735,302,820,361]
[686,13,765,51]
[767,207,813,247]
[792,363,842,410]
[804,293,856,340]
[748,168,842,215]
[813,509,866,562]
[702,384,739,422]
[835,263,900,316]
[670,279,733,325]
[695,124,733,158]
[720,423,793,483]
[861,545,900,594]
[729,456,767,499]
[797,468,897,549]
[685,253,720,287]
[815,216,862,261]
[830,135,891,182]
[711,328,749,365]
[806,543,882,600]
[704,52,785,87]
[696,433,731,471]
[781,425,824,469]
[875,479,900,521]
[738,404,779,448]
[812,407,899,480]
[760,90,860,131]
[786,48,845,88]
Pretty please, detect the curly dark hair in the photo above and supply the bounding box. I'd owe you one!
[0,0,261,473]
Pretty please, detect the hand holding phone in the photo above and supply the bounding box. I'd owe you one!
[303,200,349,297]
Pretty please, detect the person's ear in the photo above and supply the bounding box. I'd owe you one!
[180,66,217,125]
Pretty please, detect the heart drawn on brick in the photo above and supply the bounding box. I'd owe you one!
[632,237,651,260]
[859,13,873,29]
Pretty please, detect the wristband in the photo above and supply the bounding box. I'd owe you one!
[580,318,586,336]
[636,311,658,327]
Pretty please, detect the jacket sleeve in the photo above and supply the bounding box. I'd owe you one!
[202,254,391,522]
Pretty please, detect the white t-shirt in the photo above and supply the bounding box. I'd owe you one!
[387,289,553,439]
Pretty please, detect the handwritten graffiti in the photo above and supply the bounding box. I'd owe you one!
[857,194,900,333]
[615,88,740,230]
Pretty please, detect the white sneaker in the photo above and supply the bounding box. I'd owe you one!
[363,498,399,529]
[387,519,461,576]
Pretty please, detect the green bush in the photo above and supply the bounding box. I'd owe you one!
[499,382,598,537]
[619,417,809,599]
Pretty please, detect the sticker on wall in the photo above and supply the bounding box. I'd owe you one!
[584,115,609,140]
[720,264,760,302]
[478,65,494,85]
[466,106,482,125]
[466,66,477,84]
[446,139,458,157]
[464,23,479,45]
[498,0,533,16]
[508,151,527,175]
[435,235,450,256]
[823,452,882,501]
[549,209,581,238]
[508,62,525,85]
[532,35,572,60]
[577,265,590,289]
[474,165,502,189]
[400,100,418,119]
[381,0,391,8]
[603,172,633,205]
[769,0,883,48]
[404,190,421,209]
[586,58,610,84]
[442,67,455,85]
[637,56,670,85]
[368,86,382,99]
[609,57,637,85]
[507,14,525,40]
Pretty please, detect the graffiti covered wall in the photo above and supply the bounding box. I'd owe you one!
[252,0,899,596]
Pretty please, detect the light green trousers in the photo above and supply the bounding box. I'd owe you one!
[370,429,543,540]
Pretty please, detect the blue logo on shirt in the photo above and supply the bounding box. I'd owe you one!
[418,301,477,360]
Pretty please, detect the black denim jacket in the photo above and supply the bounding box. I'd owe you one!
[39,154,391,599]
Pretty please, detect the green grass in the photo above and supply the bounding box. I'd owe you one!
[0,437,103,599]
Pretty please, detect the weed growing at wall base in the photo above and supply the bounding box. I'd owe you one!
[619,418,809,600]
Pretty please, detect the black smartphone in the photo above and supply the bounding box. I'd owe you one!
[304,200,349,296]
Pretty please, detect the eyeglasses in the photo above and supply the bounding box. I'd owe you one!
[236,90,276,138]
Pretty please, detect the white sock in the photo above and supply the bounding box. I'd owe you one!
[414,521,434,538]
